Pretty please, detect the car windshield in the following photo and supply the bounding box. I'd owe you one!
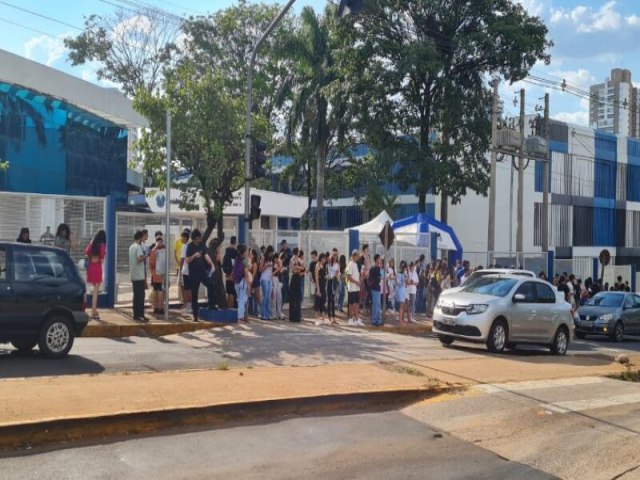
[461,277,518,297]
[585,293,623,308]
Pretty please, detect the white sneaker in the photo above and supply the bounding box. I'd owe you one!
[348,318,356,326]
[356,319,365,327]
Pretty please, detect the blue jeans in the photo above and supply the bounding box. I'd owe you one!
[235,281,248,319]
[337,280,346,310]
[371,289,382,325]
[261,278,273,319]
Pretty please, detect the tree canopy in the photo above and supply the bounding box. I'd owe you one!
[336,0,552,212]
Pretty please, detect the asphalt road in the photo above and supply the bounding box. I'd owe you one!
[403,375,640,480]
[0,410,556,480]
[2,321,640,379]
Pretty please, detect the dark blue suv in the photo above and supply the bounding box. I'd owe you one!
[0,242,89,358]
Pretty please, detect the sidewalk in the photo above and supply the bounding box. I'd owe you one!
[0,354,631,450]
[83,303,434,338]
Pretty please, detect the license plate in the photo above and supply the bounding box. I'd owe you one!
[441,317,456,326]
[581,320,594,328]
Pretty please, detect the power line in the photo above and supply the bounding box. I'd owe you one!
[0,0,82,30]
[0,16,67,39]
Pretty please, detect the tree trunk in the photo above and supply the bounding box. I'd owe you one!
[418,190,426,213]
[306,156,312,230]
[202,206,217,245]
[216,213,224,243]
[315,141,326,230]
[440,194,448,224]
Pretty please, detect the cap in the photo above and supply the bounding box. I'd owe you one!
[351,249,359,256]
[181,228,191,236]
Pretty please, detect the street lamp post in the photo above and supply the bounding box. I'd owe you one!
[243,0,297,244]
[241,0,363,243]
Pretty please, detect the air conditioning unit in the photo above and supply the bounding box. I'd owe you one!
[526,136,548,157]
[497,129,521,150]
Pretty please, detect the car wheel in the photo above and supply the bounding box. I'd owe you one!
[11,339,37,353]
[438,335,454,346]
[609,321,624,343]
[38,316,74,358]
[575,331,586,340]
[551,327,569,355]
[487,319,508,353]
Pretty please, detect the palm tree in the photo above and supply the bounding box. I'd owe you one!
[275,6,347,229]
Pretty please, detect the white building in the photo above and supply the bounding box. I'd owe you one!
[589,68,639,138]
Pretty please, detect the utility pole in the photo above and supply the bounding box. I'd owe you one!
[487,78,499,262]
[164,110,171,320]
[516,89,525,260]
[542,93,550,252]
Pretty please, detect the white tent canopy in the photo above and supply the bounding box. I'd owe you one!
[146,188,308,219]
[344,210,393,234]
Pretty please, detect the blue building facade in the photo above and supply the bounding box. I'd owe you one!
[533,119,640,260]
[0,81,129,206]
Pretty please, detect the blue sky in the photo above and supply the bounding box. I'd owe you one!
[1,0,639,127]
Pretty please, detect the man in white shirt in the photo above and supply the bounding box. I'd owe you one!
[347,250,363,326]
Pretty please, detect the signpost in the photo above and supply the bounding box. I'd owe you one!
[599,249,611,285]
[379,221,395,318]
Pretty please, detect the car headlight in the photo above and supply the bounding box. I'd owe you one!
[466,304,488,315]
[597,313,613,323]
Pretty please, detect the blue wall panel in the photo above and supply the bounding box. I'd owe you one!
[593,207,615,246]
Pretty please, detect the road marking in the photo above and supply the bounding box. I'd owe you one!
[475,376,608,394]
[543,392,640,413]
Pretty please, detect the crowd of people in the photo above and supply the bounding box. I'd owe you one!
[15,223,634,325]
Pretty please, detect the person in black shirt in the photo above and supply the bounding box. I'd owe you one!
[186,229,213,322]
[370,254,383,326]
[557,275,570,303]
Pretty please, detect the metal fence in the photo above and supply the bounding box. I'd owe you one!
[554,256,594,281]
[114,212,205,302]
[0,191,106,287]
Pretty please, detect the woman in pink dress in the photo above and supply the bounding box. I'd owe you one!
[84,229,107,320]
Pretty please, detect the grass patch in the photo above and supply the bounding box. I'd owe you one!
[216,360,229,371]
[379,361,426,377]
[608,367,640,382]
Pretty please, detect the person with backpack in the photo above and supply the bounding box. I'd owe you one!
[222,236,238,308]
[233,244,249,321]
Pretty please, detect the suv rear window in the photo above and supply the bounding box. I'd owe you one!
[14,249,69,281]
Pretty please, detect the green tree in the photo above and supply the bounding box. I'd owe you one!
[134,61,253,241]
[181,0,291,118]
[275,6,350,229]
[336,0,551,213]
[65,9,180,96]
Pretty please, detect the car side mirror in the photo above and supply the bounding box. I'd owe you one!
[513,293,526,302]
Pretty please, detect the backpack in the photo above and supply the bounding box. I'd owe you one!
[222,249,234,275]
[232,258,245,284]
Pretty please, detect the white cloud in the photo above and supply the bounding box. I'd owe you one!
[112,15,152,43]
[553,110,589,126]
[514,0,548,17]
[24,33,69,67]
[550,1,636,33]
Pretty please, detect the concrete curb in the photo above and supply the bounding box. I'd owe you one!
[81,321,233,338]
[0,386,448,451]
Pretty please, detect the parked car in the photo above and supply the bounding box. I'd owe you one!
[574,291,640,342]
[440,268,536,297]
[0,242,89,358]
[433,275,573,354]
